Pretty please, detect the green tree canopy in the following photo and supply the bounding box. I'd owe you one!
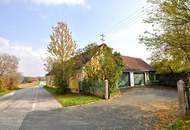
[82,44,124,92]
[140,0,190,74]
[46,22,76,93]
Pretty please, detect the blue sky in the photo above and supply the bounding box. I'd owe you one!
[0,0,151,76]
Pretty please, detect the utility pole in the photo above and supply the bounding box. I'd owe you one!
[100,34,105,43]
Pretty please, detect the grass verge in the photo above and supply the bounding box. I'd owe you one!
[0,89,11,96]
[167,115,190,130]
[44,86,101,107]
[110,90,120,98]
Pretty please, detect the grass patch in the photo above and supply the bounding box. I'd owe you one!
[0,89,11,96]
[167,115,190,130]
[44,86,101,107]
[110,90,120,98]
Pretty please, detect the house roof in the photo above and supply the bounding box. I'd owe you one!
[45,44,109,76]
[122,56,155,72]
[69,44,101,71]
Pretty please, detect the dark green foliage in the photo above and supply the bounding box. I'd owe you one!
[100,47,124,92]
[80,79,104,98]
[109,52,125,92]
[157,72,190,86]
[81,44,124,93]
[140,0,190,84]
[51,62,71,94]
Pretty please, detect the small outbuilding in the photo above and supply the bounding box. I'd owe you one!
[119,56,156,88]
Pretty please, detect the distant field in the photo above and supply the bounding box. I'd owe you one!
[0,82,39,96]
[18,82,39,88]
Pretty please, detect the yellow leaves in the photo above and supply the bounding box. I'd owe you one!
[153,100,178,129]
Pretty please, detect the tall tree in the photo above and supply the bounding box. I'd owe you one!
[0,54,19,76]
[48,22,76,62]
[0,53,20,89]
[140,0,190,75]
[46,22,76,93]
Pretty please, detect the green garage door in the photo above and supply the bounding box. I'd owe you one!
[119,72,130,88]
[134,73,145,86]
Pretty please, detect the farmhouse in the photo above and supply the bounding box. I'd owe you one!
[46,44,156,93]
[68,45,156,93]
[68,44,109,94]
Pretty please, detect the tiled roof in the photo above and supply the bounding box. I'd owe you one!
[122,56,155,72]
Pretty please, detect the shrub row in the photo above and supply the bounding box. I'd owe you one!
[0,75,19,90]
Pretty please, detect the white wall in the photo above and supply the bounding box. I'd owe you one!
[130,72,134,86]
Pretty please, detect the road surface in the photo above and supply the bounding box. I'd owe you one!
[0,85,61,130]
[20,87,177,130]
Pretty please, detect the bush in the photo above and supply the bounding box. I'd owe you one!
[0,75,19,90]
[82,45,124,94]
[80,78,104,98]
[0,80,5,90]
[156,72,190,86]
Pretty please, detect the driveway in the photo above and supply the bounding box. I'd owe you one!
[20,87,178,130]
[0,85,61,130]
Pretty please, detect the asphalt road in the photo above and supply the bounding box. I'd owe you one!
[0,85,61,130]
[20,87,177,130]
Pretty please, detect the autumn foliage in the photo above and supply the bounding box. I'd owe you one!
[0,54,20,90]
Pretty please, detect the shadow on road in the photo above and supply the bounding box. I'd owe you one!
[20,104,156,130]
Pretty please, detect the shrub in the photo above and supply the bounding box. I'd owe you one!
[0,75,19,90]
[80,78,104,98]
[156,72,190,86]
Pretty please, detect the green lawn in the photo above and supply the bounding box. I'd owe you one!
[44,86,101,107]
[168,115,190,130]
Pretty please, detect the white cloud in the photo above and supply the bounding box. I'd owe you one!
[0,0,86,6]
[0,37,46,76]
[0,37,9,46]
[107,22,152,62]
[31,0,85,6]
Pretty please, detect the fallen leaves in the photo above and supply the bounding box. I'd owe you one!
[153,100,178,129]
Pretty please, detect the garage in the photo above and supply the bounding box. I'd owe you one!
[134,73,145,86]
[119,72,130,88]
[120,56,155,87]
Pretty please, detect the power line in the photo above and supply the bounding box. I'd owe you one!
[108,13,146,34]
[110,5,149,28]
[104,4,151,35]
